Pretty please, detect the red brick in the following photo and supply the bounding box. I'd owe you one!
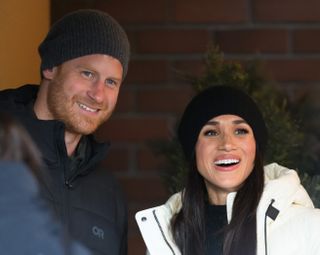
[120,177,168,202]
[99,147,129,173]
[264,59,320,82]
[95,116,171,143]
[126,60,168,84]
[128,234,146,255]
[137,87,194,113]
[96,0,168,23]
[172,60,206,80]
[216,29,288,53]
[127,206,141,235]
[51,0,95,22]
[137,146,167,172]
[135,29,211,54]
[173,0,248,23]
[115,89,135,113]
[293,29,320,53]
[253,0,320,22]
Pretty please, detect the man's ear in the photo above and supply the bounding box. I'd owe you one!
[42,67,56,80]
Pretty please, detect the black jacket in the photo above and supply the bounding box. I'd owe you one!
[0,85,128,255]
[0,161,90,255]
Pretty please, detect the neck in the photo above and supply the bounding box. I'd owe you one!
[206,185,228,205]
[65,131,82,156]
[209,193,227,205]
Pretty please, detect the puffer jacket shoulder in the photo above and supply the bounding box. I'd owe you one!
[137,163,320,255]
[135,193,182,255]
[256,163,320,255]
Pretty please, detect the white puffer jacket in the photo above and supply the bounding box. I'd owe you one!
[136,163,320,255]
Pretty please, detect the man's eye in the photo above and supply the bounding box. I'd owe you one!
[235,128,249,135]
[82,71,94,79]
[105,79,118,88]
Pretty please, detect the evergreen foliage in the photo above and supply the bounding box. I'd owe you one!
[153,46,320,206]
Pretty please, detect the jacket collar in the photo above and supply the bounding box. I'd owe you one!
[165,163,313,223]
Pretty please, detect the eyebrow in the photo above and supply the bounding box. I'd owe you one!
[206,119,248,125]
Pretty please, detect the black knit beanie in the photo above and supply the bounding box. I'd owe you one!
[38,9,130,78]
[177,85,268,161]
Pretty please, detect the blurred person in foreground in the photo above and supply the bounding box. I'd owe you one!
[0,111,90,255]
[0,9,130,255]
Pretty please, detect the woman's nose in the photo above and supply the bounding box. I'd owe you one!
[218,133,236,151]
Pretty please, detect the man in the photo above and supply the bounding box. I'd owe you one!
[0,9,130,255]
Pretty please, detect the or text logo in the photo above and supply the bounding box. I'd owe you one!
[92,226,104,239]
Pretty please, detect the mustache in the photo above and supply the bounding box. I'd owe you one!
[76,96,105,109]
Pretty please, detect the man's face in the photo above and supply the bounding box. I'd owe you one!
[43,54,123,135]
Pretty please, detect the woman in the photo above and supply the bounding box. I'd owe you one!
[135,85,320,255]
[0,111,90,255]
[0,110,43,178]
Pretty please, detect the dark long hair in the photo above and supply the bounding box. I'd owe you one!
[172,147,265,255]
[0,111,43,180]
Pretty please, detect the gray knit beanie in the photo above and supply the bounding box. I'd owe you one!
[38,9,130,78]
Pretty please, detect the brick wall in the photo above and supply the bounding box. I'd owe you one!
[51,0,320,254]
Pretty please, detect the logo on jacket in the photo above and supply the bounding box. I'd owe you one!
[92,225,104,239]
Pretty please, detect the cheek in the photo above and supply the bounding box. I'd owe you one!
[195,140,214,169]
[52,76,75,95]
[110,91,119,105]
[104,89,119,105]
[243,139,256,164]
[195,140,207,160]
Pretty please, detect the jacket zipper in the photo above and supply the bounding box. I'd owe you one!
[152,209,176,255]
[264,199,280,255]
[56,123,72,254]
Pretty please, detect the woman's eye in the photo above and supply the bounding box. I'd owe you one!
[204,130,218,136]
[235,128,249,135]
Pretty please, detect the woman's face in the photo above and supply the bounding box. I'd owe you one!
[195,114,256,205]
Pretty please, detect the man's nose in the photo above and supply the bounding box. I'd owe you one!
[87,81,105,104]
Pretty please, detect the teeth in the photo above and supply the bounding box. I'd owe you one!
[214,159,239,165]
[78,103,97,112]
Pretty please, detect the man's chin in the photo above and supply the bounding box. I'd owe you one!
[66,123,99,136]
